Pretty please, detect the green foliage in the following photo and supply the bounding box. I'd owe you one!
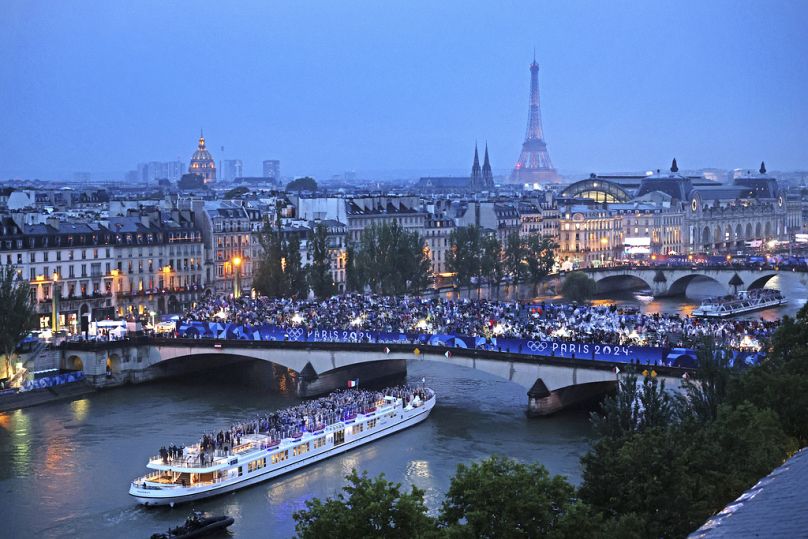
[524,236,557,292]
[479,234,504,294]
[439,455,588,539]
[504,232,525,284]
[308,223,336,298]
[223,186,250,199]
[591,372,679,440]
[286,176,318,192]
[446,226,482,289]
[726,302,808,445]
[253,213,308,299]
[349,221,431,295]
[0,266,34,375]
[293,469,436,539]
[177,173,205,190]
[561,271,596,303]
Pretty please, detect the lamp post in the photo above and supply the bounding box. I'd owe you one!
[232,256,242,299]
[51,272,60,333]
[149,310,157,332]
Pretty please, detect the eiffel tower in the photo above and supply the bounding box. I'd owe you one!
[510,53,558,184]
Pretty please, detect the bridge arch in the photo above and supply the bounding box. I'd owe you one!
[106,353,122,374]
[747,274,779,290]
[67,355,84,371]
[594,274,652,294]
[667,274,725,296]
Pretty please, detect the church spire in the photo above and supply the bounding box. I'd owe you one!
[759,161,767,174]
[470,143,482,188]
[482,143,493,188]
[670,157,679,173]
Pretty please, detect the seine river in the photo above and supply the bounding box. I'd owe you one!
[1,274,805,538]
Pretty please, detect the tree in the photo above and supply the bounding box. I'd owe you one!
[223,186,250,199]
[591,372,679,440]
[479,234,504,298]
[293,469,436,539]
[350,222,431,295]
[525,236,556,294]
[177,173,205,190]
[439,455,592,539]
[286,176,318,192]
[504,232,525,285]
[446,226,482,290]
[0,266,34,378]
[560,271,596,303]
[253,215,285,298]
[284,234,309,299]
[345,243,364,293]
[308,223,335,298]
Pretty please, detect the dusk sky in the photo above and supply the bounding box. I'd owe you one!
[2,0,807,180]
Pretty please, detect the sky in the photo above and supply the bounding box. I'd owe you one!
[1,0,807,181]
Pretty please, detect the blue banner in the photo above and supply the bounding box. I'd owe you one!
[175,321,674,365]
[22,371,85,392]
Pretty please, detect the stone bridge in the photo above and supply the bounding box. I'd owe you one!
[582,267,807,297]
[58,338,686,417]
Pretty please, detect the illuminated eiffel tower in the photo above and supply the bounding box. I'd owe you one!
[510,52,559,184]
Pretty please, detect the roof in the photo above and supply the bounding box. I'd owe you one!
[690,446,808,538]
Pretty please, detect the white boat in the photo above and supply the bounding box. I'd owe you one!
[692,289,787,318]
[129,387,436,506]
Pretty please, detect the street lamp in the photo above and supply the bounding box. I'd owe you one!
[51,272,60,333]
[232,256,242,299]
[149,310,157,331]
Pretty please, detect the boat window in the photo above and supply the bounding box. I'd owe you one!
[238,466,243,477]
[313,436,327,449]
[367,418,377,429]
[352,423,364,435]
[248,457,266,472]
[271,450,289,464]
[333,430,345,445]
[293,443,310,457]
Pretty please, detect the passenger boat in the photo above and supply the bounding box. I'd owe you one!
[692,289,787,318]
[129,387,436,506]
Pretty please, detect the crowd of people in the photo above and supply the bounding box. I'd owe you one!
[156,385,430,466]
[177,294,780,351]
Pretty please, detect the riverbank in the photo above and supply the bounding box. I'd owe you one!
[0,381,96,413]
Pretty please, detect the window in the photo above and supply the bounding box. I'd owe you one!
[313,436,327,449]
[248,457,266,472]
[367,418,377,429]
[271,450,288,464]
[333,430,345,445]
[293,443,309,457]
[352,423,364,435]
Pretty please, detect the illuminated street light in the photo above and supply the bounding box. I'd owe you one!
[51,272,60,333]
[232,256,242,299]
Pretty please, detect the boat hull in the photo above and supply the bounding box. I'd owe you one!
[130,396,435,506]
[693,298,787,318]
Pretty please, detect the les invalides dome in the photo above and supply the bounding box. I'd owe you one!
[189,130,216,183]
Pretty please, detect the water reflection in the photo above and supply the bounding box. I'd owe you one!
[70,398,90,422]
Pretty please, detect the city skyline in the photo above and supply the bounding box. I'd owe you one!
[2,1,808,180]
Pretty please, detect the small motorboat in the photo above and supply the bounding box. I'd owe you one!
[150,511,234,539]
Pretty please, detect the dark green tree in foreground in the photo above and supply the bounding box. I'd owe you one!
[439,455,599,539]
[560,271,597,303]
[524,236,557,294]
[0,266,34,378]
[293,469,436,539]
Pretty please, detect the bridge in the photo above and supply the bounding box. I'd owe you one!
[581,266,808,297]
[57,338,687,417]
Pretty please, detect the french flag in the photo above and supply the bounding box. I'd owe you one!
[347,379,359,388]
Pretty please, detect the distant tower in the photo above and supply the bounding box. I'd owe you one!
[189,130,216,184]
[470,143,483,189]
[510,53,558,184]
[481,143,494,188]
